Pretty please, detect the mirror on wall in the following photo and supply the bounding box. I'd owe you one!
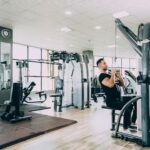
[0,27,13,104]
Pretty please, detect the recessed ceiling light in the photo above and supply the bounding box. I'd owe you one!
[107,44,117,48]
[61,27,72,32]
[116,35,120,39]
[95,26,101,30]
[46,38,51,41]
[113,11,129,18]
[64,10,72,16]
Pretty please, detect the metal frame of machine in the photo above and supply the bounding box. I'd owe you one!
[50,51,90,110]
[113,18,150,146]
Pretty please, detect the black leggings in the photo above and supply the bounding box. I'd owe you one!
[106,99,136,129]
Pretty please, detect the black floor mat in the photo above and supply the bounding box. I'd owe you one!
[0,113,77,149]
[0,104,50,112]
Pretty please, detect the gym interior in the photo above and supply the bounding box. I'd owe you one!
[0,0,150,150]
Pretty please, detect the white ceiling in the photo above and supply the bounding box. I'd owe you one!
[0,0,149,58]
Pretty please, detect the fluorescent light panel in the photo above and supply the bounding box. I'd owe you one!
[61,27,72,32]
[64,10,72,16]
[116,35,120,39]
[107,44,117,48]
[95,26,101,30]
[46,38,51,41]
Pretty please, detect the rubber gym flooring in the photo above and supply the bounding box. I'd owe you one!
[0,105,77,149]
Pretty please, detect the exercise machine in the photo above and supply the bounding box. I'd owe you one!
[50,76,63,112]
[91,76,105,102]
[50,51,90,110]
[0,26,32,122]
[70,53,91,109]
[15,60,47,103]
[91,76,101,102]
[101,94,136,131]
[1,61,32,122]
[101,70,137,131]
[1,82,32,123]
[22,82,47,103]
[123,70,137,95]
[112,18,150,146]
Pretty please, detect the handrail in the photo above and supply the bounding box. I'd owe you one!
[114,96,142,136]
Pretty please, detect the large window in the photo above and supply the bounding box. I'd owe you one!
[28,47,42,91]
[13,44,27,59]
[104,57,113,67]
[54,65,59,77]
[29,77,41,91]
[94,55,138,77]
[130,59,137,68]
[29,47,41,60]
[12,43,56,92]
[42,49,49,77]
[130,59,138,76]
[122,58,130,68]
[13,44,27,82]
[42,49,49,60]
[42,78,54,91]
[112,58,121,68]
[28,62,41,76]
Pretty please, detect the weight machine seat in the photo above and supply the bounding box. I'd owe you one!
[101,105,120,115]
[49,93,63,112]
[95,93,105,97]
[101,105,113,110]
[93,93,106,103]
[101,105,120,111]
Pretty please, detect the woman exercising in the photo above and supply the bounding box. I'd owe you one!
[97,58,135,130]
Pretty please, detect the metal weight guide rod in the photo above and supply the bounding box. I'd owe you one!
[113,18,150,146]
